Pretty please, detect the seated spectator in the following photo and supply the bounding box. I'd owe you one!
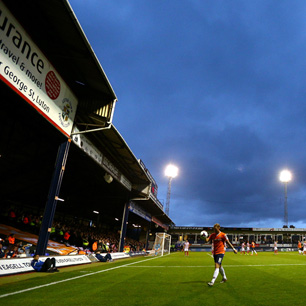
[17,242,26,257]
[6,246,18,258]
[31,255,59,272]
[4,249,10,258]
[95,251,113,262]
[0,243,5,258]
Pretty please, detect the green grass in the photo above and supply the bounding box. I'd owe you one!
[1,252,306,305]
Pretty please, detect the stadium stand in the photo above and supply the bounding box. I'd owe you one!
[0,202,146,258]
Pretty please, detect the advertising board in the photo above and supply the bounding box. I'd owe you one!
[0,2,78,137]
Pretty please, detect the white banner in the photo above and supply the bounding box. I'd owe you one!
[0,2,78,137]
[0,255,91,276]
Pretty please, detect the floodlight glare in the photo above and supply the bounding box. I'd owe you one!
[279,170,292,183]
[165,164,178,178]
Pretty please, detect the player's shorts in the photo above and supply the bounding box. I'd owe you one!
[213,254,224,264]
[184,248,188,252]
[247,247,250,251]
[274,247,277,251]
[241,247,245,251]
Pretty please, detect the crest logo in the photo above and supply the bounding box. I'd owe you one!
[59,98,73,128]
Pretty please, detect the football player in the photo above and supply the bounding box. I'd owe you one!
[204,223,237,286]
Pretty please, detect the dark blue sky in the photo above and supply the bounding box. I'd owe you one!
[69,0,306,228]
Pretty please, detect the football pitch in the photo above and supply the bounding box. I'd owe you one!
[1,252,306,305]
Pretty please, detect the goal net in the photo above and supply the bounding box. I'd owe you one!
[153,232,171,256]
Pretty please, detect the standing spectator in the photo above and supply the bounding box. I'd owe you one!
[8,233,15,250]
[92,240,98,252]
[82,237,89,249]
[8,208,16,225]
[63,230,70,245]
[111,243,117,253]
[69,230,77,246]
[58,228,64,242]
[22,215,29,230]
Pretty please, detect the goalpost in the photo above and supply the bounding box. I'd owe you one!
[153,232,171,256]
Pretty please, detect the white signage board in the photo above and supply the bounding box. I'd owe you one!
[0,255,91,276]
[0,2,78,137]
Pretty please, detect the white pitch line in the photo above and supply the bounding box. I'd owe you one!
[123,263,306,268]
[0,256,161,299]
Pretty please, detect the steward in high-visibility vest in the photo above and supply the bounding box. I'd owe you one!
[83,239,89,248]
[92,241,98,252]
[58,230,64,241]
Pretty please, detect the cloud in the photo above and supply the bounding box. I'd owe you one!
[70,0,306,227]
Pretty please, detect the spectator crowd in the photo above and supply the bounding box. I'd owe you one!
[0,204,146,259]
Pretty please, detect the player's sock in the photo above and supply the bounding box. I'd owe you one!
[220,266,226,280]
[211,268,219,284]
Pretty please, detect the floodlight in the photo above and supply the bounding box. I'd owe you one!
[165,164,178,178]
[279,170,292,183]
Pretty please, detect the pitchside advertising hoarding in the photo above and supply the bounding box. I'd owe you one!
[0,255,91,276]
[0,2,78,137]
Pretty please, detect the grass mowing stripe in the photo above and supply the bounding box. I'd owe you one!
[0,255,161,299]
